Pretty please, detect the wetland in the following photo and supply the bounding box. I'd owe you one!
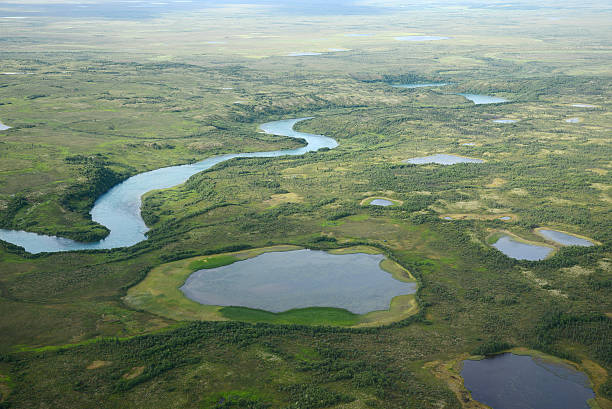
[0,1,610,408]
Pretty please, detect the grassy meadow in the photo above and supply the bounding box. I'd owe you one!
[0,0,611,408]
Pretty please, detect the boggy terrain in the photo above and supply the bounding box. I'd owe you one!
[0,1,611,408]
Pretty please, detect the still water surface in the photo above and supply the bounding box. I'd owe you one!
[461,353,595,409]
[181,249,416,314]
[370,199,394,206]
[538,229,593,246]
[405,154,483,165]
[459,93,508,104]
[492,235,553,260]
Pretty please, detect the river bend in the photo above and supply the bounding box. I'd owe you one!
[0,118,337,253]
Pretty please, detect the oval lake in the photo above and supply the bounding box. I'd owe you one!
[370,199,394,206]
[180,249,416,314]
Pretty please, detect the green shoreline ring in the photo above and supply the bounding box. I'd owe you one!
[124,245,418,327]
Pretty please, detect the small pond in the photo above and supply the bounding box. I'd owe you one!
[461,353,595,409]
[0,120,10,131]
[392,83,448,89]
[180,249,416,314]
[537,229,593,247]
[492,235,553,261]
[499,216,511,221]
[572,103,595,108]
[461,142,475,146]
[459,93,508,104]
[370,199,394,206]
[395,36,449,41]
[443,216,453,220]
[492,119,517,123]
[565,117,581,123]
[404,154,483,165]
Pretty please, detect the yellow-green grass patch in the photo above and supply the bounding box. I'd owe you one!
[124,245,301,322]
[263,192,303,207]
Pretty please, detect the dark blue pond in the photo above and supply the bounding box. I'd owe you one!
[462,353,595,409]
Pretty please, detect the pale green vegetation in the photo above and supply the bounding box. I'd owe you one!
[0,0,611,408]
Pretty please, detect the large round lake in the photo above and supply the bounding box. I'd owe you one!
[461,353,595,409]
[492,235,553,261]
[180,249,416,314]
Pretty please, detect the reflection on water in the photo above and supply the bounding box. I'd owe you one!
[462,353,594,409]
[459,93,508,104]
[181,249,416,314]
[370,199,394,206]
[405,154,483,165]
[538,229,593,247]
[492,235,552,260]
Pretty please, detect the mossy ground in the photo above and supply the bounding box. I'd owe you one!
[0,1,610,407]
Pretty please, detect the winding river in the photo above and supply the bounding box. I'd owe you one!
[0,118,337,254]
